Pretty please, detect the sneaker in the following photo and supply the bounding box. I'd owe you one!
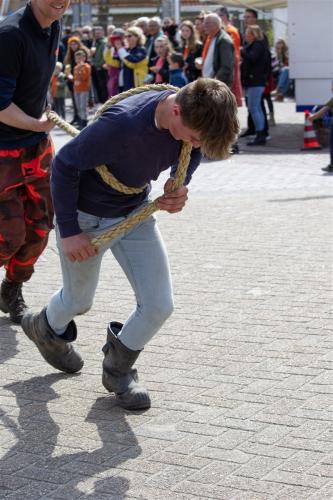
[70,117,80,126]
[0,279,28,324]
[322,165,333,173]
[231,143,240,154]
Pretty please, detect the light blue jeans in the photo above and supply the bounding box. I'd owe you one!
[46,209,174,351]
[74,91,89,121]
[277,67,290,96]
[246,86,265,132]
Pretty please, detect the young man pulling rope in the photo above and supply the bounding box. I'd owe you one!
[21,78,239,410]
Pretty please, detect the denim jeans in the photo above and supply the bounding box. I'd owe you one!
[74,91,89,121]
[46,208,174,350]
[277,67,290,96]
[246,86,265,132]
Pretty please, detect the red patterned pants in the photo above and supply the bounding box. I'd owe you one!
[0,137,54,283]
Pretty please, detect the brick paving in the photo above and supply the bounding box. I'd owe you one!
[0,101,332,499]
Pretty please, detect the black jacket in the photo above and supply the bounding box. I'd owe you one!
[241,40,270,87]
[182,42,202,82]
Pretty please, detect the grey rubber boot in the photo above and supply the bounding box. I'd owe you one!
[269,112,276,126]
[21,307,83,373]
[102,322,151,410]
[0,279,28,324]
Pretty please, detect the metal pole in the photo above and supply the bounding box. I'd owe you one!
[0,0,10,17]
[174,0,180,24]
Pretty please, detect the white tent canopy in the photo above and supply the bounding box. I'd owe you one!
[209,1,288,9]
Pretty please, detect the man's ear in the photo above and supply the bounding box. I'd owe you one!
[172,104,181,116]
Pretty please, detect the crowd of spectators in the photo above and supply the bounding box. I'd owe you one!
[50,7,291,145]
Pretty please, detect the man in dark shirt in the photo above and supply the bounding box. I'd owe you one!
[21,78,240,411]
[0,0,69,324]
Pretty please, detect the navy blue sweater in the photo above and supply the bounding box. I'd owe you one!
[52,90,201,238]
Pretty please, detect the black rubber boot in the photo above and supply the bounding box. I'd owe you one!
[0,279,28,324]
[102,322,151,410]
[21,307,83,373]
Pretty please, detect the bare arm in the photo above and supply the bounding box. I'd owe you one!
[0,102,55,133]
[308,105,329,122]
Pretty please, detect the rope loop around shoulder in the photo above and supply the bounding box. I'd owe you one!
[46,83,192,246]
[93,84,181,195]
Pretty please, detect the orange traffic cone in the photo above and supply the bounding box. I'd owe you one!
[302,110,322,150]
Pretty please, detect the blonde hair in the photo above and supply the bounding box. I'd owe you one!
[176,78,240,159]
[154,35,172,53]
[126,26,146,46]
[246,25,264,41]
[64,42,90,66]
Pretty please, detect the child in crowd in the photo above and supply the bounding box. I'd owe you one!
[50,62,67,119]
[272,39,290,102]
[309,82,333,173]
[168,52,188,88]
[148,35,172,83]
[104,28,125,97]
[71,50,91,129]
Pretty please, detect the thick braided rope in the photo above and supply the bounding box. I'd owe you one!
[46,112,146,195]
[46,84,192,246]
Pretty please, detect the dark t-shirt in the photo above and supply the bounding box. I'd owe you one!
[52,90,201,238]
[0,3,60,148]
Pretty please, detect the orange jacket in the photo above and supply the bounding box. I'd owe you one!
[226,24,241,62]
[73,63,91,92]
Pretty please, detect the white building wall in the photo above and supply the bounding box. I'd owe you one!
[272,7,288,45]
[289,0,333,108]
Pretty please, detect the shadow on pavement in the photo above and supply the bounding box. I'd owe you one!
[0,317,18,364]
[268,194,333,203]
[236,122,328,155]
[1,373,142,497]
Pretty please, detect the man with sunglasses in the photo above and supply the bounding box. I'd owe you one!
[0,0,69,324]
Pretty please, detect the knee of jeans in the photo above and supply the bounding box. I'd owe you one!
[145,298,174,327]
[248,102,258,114]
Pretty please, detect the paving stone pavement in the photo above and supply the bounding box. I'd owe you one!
[0,101,332,499]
